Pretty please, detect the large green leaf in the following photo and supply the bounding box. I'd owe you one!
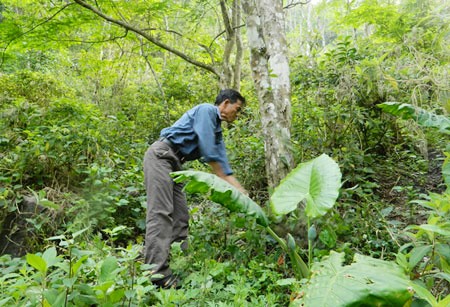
[171,171,269,227]
[26,254,47,274]
[99,256,120,283]
[291,252,413,307]
[270,154,341,218]
[378,102,450,134]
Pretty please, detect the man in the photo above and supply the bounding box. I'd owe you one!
[143,89,247,289]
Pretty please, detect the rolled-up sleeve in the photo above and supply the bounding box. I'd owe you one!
[193,106,233,175]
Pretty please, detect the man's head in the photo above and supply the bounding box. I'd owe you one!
[215,89,246,123]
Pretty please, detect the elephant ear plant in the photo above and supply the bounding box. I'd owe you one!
[172,153,342,280]
[270,153,341,270]
[171,153,414,306]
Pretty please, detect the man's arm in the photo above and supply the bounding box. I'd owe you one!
[208,161,248,195]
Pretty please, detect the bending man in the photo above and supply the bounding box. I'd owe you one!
[143,89,247,289]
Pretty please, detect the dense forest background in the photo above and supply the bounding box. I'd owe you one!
[0,0,449,306]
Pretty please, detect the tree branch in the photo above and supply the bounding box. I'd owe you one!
[220,0,233,37]
[209,24,245,49]
[72,0,219,77]
[283,0,311,9]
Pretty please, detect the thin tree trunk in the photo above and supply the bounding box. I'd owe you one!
[233,0,243,91]
[220,0,235,88]
[219,0,243,89]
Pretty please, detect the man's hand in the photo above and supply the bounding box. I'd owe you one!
[208,161,248,196]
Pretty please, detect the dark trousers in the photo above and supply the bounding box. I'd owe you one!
[143,141,189,279]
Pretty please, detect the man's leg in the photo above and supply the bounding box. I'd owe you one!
[171,182,189,252]
[143,144,175,279]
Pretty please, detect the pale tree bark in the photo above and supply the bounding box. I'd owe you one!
[242,0,294,188]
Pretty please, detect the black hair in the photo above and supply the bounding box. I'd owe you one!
[214,89,246,106]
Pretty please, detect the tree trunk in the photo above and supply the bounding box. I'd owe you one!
[232,0,243,92]
[219,0,243,89]
[242,0,293,188]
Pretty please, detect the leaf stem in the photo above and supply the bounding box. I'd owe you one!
[265,227,309,278]
[265,226,287,250]
[308,218,312,269]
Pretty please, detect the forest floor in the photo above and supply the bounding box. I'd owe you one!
[377,147,445,223]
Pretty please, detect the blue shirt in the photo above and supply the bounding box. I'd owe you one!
[160,103,233,175]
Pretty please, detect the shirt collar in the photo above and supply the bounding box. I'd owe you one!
[215,105,222,120]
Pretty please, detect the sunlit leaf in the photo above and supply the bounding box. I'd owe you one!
[270,154,341,218]
[26,254,47,274]
[72,227,90,239]
[72,255,89,276]
[276,278,296,286]
[39,200,60,210]
[43,289,66,307]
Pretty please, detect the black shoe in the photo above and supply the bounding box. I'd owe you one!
[152,274,181,289]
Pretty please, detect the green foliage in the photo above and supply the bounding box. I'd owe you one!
[378,102,450,134]
[290,0,449,271]
[0,69,149,248]
[173,155,344,279]
[397,191,450,304]
[170,155,425,305]
[379,93,450,303]
[172,171,269,227]
[0,97,109,187]
[0,70,74,103]
[0,237,155,306]
[0,0,448,305]
[444,153,450,191]
[0,232,293,306]
[225,108,268,204]
[291,252,413,306]
[270,153,341,218]
[340,0,409,42]
[173,157,341,277]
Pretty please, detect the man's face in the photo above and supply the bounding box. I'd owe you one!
[220,99,243,123]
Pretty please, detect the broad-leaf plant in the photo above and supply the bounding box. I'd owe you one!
[172,153,415,306]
